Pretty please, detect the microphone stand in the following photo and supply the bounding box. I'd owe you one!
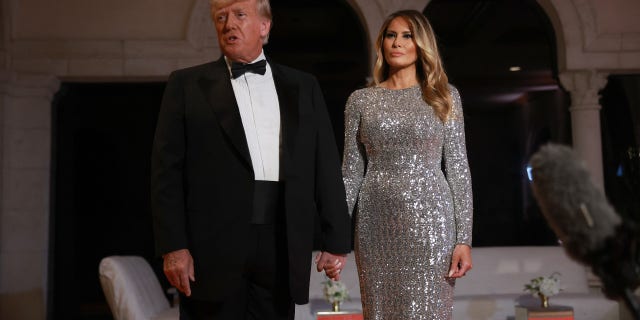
[594,224,640,320]
[623,288,640,320]
[617,224,640,319]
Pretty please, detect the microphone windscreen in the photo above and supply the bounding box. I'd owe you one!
[529,143,621,265]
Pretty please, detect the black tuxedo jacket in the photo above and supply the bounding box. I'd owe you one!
[150,56,351,303]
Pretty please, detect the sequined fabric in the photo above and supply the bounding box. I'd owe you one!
[342,85,473,320]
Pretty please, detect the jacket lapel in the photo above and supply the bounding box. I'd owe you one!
[198,59,252,170]
[270,60,299,165]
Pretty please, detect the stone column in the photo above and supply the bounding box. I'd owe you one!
[0,71,60,320]
[559,70,608,190]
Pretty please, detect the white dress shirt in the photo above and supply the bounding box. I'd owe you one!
[226,51,281,181]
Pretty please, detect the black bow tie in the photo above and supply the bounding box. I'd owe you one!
[230,60,267,79]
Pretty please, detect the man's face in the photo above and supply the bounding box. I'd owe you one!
[212,0,271,63]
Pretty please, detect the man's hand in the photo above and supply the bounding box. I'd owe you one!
[315,251,347,281]
[163,248,195,296]
[448,244,472,279]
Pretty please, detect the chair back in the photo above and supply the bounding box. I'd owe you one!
[99,255,171,320]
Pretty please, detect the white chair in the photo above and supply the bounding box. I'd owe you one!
[99,255,179,320]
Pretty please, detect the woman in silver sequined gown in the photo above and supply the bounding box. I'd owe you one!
[342,10,473,320]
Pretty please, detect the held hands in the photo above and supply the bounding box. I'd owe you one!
[315,251,347,281]
[448,244,473,279]
[163,248,195,296]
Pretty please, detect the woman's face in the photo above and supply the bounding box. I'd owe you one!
[382,17,418,72]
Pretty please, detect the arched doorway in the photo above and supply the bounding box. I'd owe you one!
[600,75,640,226]
[267,0,369,152]
[424,0,571,246]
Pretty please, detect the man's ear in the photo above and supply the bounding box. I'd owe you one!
[260,20,272,38]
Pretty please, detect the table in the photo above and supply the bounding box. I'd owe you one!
[515,305,574,320]
[316,310,364,320]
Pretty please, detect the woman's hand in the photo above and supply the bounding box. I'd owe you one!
[448,244,472,278]
[316,251,347,281]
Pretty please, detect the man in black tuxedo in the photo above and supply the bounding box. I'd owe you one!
[150,0,351,318]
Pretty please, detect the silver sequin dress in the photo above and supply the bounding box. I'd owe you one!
[342,85,473,320]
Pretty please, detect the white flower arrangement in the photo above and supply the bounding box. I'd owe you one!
[524,272,562,297]
[322,278,350,304]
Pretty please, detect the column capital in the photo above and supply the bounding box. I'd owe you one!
[0,71,60,100]
[559,70,609,108]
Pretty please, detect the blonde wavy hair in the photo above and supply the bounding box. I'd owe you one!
[372,10,453,122]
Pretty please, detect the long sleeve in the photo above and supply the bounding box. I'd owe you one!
[341,91,367,216]
[150,71,188,256]
[310,76,352,254]
[443,86,473,246]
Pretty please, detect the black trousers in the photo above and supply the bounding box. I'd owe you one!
[179,182,293,320]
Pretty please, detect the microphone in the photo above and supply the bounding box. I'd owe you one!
[529,143,640,311]
[529,143,621,265]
